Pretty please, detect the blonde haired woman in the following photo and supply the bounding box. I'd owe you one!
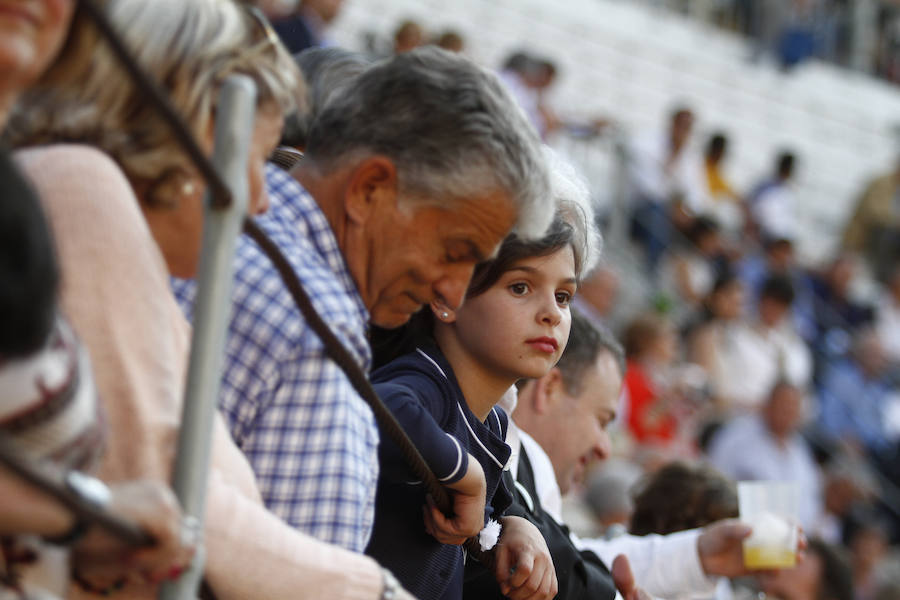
[10,0,412,598]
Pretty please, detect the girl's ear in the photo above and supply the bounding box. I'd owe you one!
[534,367,564,414]
[430,300,456,324]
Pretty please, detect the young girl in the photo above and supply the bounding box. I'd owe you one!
[366,154,600,600]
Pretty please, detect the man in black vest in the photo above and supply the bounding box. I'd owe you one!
[506,311,762,599]
[464,311,650,600]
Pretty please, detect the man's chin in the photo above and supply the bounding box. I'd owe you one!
[370,307,415,330]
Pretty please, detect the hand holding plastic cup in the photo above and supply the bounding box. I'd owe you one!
[738,481,799,569]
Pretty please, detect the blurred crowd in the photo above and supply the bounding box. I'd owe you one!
[569,98,900,599]
[652,0,900,80]
[3,1,900,600]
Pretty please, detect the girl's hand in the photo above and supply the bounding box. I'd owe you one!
[73,480,196,586]
[492,516,557,600]
[423,456,486,545]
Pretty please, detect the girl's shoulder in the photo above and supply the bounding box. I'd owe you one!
[487,405,509,440]
[371,349,459,413]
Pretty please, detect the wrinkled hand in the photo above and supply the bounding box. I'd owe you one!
[73,480,196,586]
[492,516,557,600]
[611,554,653,600]
[698,518,808,577]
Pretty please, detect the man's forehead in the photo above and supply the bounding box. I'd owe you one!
[429,192,516,251]
[586,352,622,413]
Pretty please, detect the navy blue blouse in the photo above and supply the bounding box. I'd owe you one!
[367,341,513,600]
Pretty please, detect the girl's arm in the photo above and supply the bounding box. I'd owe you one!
[373,381,470,486]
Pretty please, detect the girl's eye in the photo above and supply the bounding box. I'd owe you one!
[509,283,529,296]
[555,291,572,306]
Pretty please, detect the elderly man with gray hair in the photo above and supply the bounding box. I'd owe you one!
[174,46,551,560]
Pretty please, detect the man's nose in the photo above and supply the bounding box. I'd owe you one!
[593,431,611,462]
[432,265,474,311]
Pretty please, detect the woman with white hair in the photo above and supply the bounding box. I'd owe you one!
[9,0,412,598]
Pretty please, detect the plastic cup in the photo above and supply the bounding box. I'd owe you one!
[738,481,799,569]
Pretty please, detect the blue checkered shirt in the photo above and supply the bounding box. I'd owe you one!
[173,165,379,551]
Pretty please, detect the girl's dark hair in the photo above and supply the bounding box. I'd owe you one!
[466,215,575,299]
[371,215,577,369]
[621,313,670,360]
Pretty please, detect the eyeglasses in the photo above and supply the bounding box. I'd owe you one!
[244,5,280,49]
[238,3,282,61]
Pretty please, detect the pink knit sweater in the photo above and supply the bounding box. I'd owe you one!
[16,144,384,600]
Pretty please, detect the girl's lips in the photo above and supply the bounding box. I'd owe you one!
[525,337,558,353]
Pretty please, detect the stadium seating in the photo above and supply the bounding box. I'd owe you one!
[329,0,900,266]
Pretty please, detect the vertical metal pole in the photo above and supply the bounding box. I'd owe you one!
[850,0,876,74]
[159,75,256,600]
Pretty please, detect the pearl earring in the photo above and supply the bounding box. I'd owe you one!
[180,180,196,197]
[440,312,449,320]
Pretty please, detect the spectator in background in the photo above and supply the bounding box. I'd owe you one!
[757,538,854,600]
[812,459,877,546]
[269,0,344,53]
[621,313,698,455]
[708,381,823,530]
[747,274,813,394]
[628,461,739,600]
[628,107,702,272]
[691,274,811,414]
[817,329,897,458]
[809,254,874,365]
[841,162,900,284]
[874,266,900,366]
[435,29,465,53]
[572,265,620,331]
[688,274,746,413]
[583,459,643,540]
[738,236,817,343]
[629,461,738,537]
[661,216,727,322]
[695,133,744,245]
[748,151,798,243]
[777,0,819,69]
[393,19,425,53]
[497,51,562,139]
[848,520,891,600]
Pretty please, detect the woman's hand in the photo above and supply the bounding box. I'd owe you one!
[492,516,557,600]
[423,456,486,545]
[73,480,196,586]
